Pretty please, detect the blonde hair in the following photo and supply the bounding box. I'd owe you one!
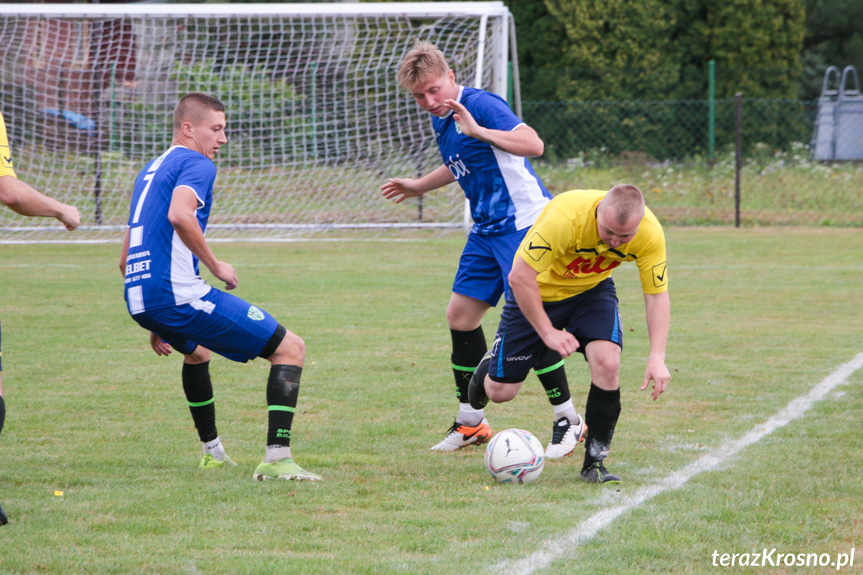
[603,184,645,225]
[173,93,225,131]
[397,40,449,90]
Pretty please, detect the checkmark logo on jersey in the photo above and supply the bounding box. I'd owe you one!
[0,147,12,168]
[524,232,551,262]
[652,262,668,287]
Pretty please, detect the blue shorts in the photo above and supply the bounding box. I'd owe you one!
[453,229,528,306]
[489,278,623,383]
[131,288,281,363]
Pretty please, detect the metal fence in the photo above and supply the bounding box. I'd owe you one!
[523,98,863,226]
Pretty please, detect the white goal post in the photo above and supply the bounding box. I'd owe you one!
[0,2,517,242]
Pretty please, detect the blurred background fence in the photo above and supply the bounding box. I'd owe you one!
[523,96,863,226]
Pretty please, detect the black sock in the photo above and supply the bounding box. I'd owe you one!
[0,395,5,436]
[535,349,570,407]
[182,361,218,443]
[267,365,302,447]
[450,327,486,406]
[583,383,621,468]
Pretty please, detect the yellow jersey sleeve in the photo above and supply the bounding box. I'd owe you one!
[0,111,17,179]
[631,214,668,295]
[518,203,575,274]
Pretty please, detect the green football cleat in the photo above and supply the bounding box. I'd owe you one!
[253,458,322,482]
[199,453,237,469]
[580,461,622,484]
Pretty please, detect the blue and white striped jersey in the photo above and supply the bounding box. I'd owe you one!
[123,146,214,315]
[432,86,552,236]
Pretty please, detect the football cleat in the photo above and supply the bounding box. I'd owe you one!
[253,458,322,481]
[580,461,622,484]
[545,415,587,460]
[430,418,492,451]
[0,501,8,525]
[199,453,237,469]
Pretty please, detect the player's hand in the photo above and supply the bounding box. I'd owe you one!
[149,332,172,356]
[381,178,423,204]
[444,99,482,140]
[58,205,81,231]
[541,329,580,359]
[641,355,670,400]
[211,261,238,290]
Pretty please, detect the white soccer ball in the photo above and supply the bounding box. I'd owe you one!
[484,428,545,484]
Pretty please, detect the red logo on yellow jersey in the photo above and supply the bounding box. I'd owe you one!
[564,255,620,278]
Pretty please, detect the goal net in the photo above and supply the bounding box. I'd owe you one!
[0,2,514,242]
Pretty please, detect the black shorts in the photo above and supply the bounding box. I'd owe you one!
[488,278,623,383]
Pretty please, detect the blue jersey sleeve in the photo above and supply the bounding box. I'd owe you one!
[470,91,523,133]
[175,156,216,209]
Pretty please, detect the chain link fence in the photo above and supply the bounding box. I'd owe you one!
[524,98,863,226]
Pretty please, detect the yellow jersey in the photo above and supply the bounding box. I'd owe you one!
[517,189,668,302]
[0,111,17,178]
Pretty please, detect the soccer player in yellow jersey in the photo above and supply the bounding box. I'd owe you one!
[469,184,671,484]
[0,110,81,524]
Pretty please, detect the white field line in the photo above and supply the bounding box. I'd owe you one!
[494,352,863,574]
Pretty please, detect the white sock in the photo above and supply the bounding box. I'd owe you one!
[553,399,579,425]
[458,404,485,427]
[203,437,225,462]
[265,445,292,463]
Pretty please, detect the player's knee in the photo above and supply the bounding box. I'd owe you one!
[445,304,472,331]
[445,294,487,331]
[596,352,619,374]
[487,377,522,403]
[185,346,211,364]
[270,331,305,364]
[286,332,305,358]
[586,342,620,378]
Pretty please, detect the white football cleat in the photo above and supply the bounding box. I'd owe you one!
[430,418,492,451]
[545,415,587,459]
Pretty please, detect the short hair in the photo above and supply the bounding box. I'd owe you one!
[603,184,645,225]
[398,40,449,90]
[173,93,225,131]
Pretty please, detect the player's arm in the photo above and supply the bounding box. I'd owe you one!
[119,228,172,354]
[641,291,671,400]
[508,257,580,358]
[0,175,80,230]
[381,164,455,203]
[167,185,238,290]
[444,99,544,157]
[119,228,130,276]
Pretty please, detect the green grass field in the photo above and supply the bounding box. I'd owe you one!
[0,228,861,574]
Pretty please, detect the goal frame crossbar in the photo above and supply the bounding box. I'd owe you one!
[0,2,516,242]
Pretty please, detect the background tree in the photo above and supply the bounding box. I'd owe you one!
[800,0,863,99]
[507,0,568,101]
[544,0,680,101]
[515,0,805,101]
[675,0,805,99]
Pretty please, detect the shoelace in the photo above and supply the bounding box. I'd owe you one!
[550,421,571,444]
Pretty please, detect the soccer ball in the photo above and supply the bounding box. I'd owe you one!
[484,428,545,484]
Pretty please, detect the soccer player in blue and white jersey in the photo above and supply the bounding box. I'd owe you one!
[119,93,320,481]
[0,109,81,524]
[381,41,584,457]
